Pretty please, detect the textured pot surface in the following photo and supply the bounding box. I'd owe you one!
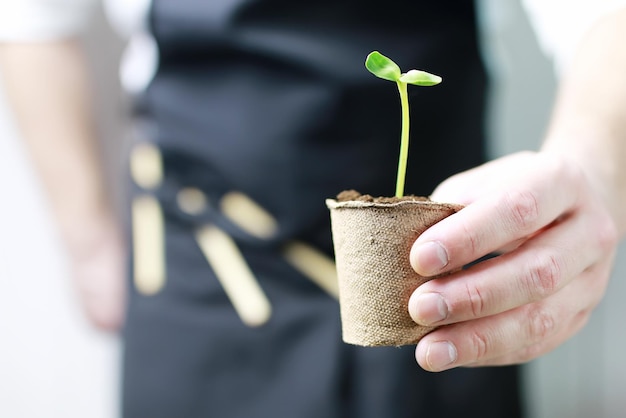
[326,198,462,346]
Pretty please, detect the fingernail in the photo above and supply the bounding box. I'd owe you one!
[411,241,449,275]
[427,341,457,371]
[409,292,448,325]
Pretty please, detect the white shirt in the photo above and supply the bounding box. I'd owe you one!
[1,0,625,82]
[521,0,626,72]
[0,0,156,94]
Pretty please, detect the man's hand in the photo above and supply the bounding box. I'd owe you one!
[408,151,618,371]
[0,40,125,332]
[68,220,126,332]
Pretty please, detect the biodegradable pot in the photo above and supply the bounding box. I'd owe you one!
[326,192,462,347]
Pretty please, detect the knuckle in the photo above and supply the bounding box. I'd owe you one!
[574,309,592,331]
[505,189,540,232]
[526,254,562,299]
[541,151,577,184]
[469,330,490,361]
[574,309,591,325]
[459,217,481,256]
[464,282,486,318]
[526,306,556,342]
[595,215,618,251]
[582,263,612,305]
[518,343,545,363]
[467,230,481,257]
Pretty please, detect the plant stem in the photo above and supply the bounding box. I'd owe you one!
[395,81,410,197]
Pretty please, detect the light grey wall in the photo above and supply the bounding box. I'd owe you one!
[478,0,556,157]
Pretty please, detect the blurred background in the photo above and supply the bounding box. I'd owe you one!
[0,0,624,417]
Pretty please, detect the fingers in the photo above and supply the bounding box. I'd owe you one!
[415,259,612,371]
[71,227,127,332]
[411,154,582,277]
[465,314,588,368]
[415,304,556,372]
[408,207,612,327]
[408,152,619,372]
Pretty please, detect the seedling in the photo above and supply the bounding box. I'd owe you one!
[365,51,442,197]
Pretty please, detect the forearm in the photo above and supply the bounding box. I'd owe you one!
[0,40,118,254]
[541,7,626,236]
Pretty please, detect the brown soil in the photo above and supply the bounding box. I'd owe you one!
[336,189,430,204]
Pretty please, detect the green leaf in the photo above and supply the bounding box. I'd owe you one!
[365,51,401,82]
[399,69,442,86]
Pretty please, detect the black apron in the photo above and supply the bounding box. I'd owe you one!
[122,1,523,416]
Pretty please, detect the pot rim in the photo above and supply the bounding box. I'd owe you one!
[325,198,463,211]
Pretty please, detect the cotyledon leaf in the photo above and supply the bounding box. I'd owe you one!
[365,51,401,82]
[399,69,442,86]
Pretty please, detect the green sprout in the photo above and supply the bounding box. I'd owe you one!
[365,51,442,197]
